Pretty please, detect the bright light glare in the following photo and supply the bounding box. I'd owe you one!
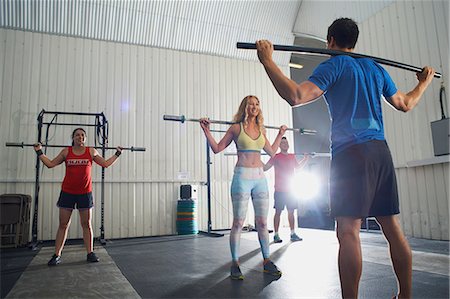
[288,62,304,69]
[121,100,130,112]
[290,171,320,200]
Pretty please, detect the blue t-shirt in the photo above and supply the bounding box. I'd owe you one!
[308,55,397,155]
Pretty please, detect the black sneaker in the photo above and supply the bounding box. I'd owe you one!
[87,252,99,263]
[230,264,244,280]
[263,260,282,277]
[48,254,61,266]
[274,234,283,243]
[290,233,303,242]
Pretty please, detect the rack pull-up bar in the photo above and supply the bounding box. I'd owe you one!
[39,110,106,117]
[236,42,442,79]
[163,114,317,135]
[6,142,146,152]
[41,122,103,127]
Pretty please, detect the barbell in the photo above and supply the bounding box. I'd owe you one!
[163,114,317,135]
[224,152,331,157]
[236,42,442,79]
[5,142,146,152]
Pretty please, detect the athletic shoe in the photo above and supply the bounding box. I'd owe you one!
[263,260,282,277]
[230,264,244,280]
[273,234,283,243]
[290,233,303,242]
[87,252,100,263]
[47,254,61,266]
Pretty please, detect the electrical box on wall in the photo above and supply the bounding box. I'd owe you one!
[431,118,449,156]
[180,184,198,199]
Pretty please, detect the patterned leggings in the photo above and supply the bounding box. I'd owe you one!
[230,167,270,261]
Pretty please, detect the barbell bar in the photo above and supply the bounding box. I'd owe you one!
[224,152,331,157]
[236,42,442,79]
[163,114,317,135]
[5,142,146,152]
[297,152,331,158]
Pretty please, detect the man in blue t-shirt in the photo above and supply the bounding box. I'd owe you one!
[256,18,435,298]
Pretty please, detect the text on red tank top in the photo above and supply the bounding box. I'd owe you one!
[61,147,93,194]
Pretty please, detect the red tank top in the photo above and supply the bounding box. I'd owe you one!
[61,147,93,194]
[268,153,299,192]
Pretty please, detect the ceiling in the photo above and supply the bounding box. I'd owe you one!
[0,0,394,66]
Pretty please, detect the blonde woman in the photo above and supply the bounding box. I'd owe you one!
[200,95,286,280]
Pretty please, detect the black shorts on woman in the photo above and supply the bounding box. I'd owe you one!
[330,140,399,218]
[57,191,94,210]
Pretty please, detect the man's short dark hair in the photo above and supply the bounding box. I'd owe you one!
[281,137,287,140]
[327,18,359,49]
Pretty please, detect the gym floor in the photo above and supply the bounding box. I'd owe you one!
[1,228,449,299]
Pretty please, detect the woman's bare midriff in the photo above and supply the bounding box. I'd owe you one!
[235,151,264,168]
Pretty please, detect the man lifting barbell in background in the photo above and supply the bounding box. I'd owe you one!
[256,17,435,299]
[263,137,309,244]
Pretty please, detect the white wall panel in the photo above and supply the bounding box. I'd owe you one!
[1,0,298,66]
[293,1,448,241]
[396,162,449,241]
[351,1,448,163]
[355,1,449,240]
[294,0,393,39]
[0,29,291,240]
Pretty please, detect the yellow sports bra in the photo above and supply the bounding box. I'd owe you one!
[236,122,265,152]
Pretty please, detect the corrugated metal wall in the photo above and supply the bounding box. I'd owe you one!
[294,0,394,38]
[1,0,448,241]
[296,1,449,240]
[396,162,449,240]
[0,28,292,240]
[357,1,449,240]
[0,0,299,65]
[357,1,449,160]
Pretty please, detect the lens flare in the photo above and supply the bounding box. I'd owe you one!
[290,171,320,200]
[121,100,130,112]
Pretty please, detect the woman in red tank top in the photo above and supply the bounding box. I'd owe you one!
[34,128,122,266]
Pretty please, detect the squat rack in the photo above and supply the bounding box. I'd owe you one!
[30,109,110,248]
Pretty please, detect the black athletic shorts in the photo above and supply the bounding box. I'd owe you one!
[57,191,94,210]
[330,140,399,218]
[274,191,298,211]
